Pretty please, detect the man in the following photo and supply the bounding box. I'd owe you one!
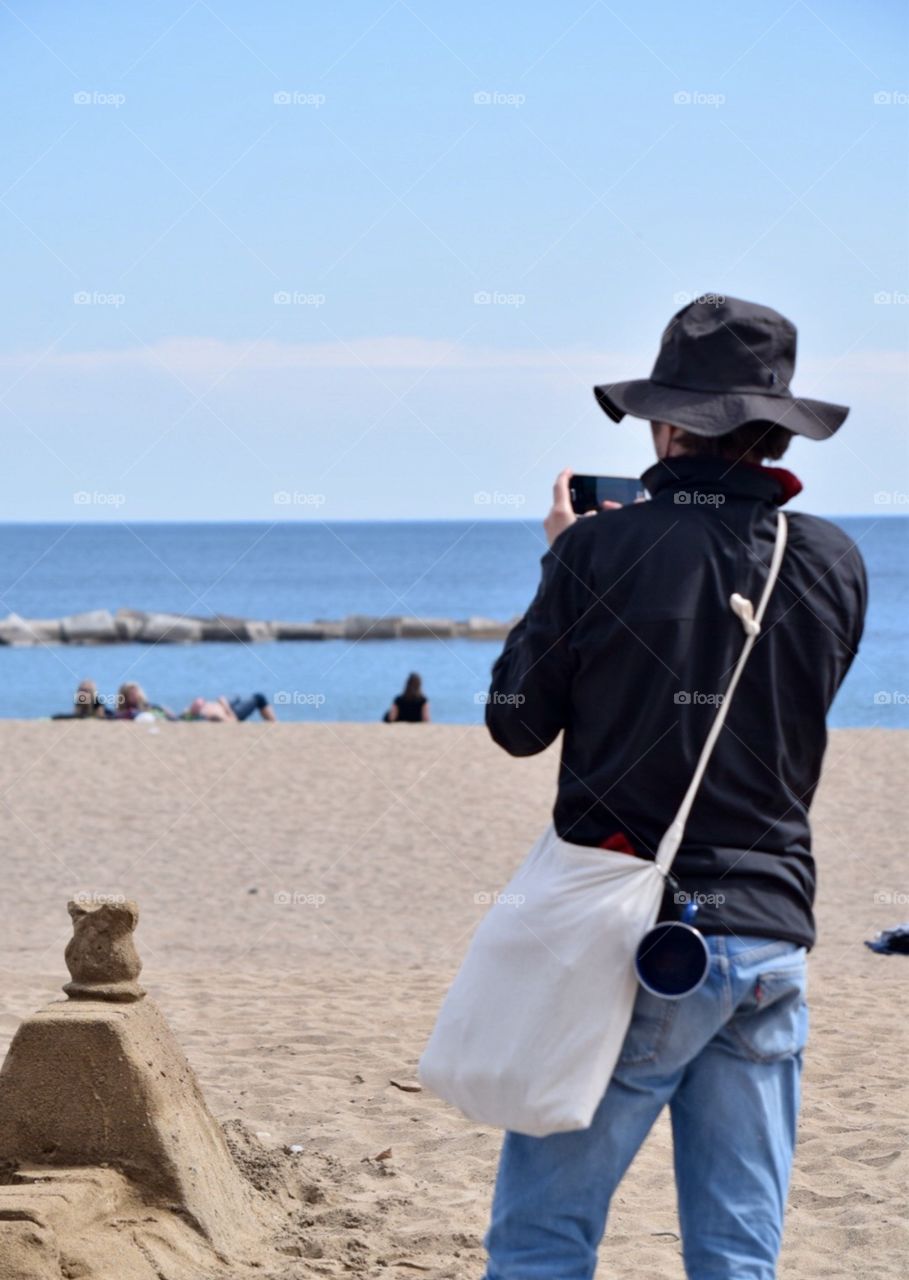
[182,692,277,722]
[482,296,867,1280]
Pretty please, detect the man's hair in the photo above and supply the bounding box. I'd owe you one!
[673,420,792,462]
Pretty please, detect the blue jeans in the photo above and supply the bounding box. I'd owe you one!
[484,935,808,1280]
[229,692,268,721]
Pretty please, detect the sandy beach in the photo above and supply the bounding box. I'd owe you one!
[0,722,906,1278]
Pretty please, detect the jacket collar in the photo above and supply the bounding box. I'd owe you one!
[641,456,802,506]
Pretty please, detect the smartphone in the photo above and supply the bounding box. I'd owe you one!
[569,474,646,514]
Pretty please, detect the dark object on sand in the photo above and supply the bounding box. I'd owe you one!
[865,924,909,955]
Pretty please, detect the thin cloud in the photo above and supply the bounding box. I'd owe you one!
[0,336,902,385]
[0,336,623,377]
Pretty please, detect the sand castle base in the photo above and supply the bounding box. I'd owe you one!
[0,1165,226,1280]
[0,902,287,1279]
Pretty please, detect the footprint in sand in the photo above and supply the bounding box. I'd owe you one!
[839,1145,902,1168]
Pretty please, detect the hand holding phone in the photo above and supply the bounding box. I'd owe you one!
[545,470,645,546]
[569,474,646,514]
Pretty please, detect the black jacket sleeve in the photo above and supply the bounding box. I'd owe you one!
[485,525,588,756]
[848,544,868,665]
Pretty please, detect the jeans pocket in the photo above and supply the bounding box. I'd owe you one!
[729,954,808,1063]
[618,985,679,1066]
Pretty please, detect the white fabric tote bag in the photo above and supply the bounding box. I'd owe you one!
[419,513,788,1136]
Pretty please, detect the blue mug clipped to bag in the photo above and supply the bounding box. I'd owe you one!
[635,898,711,999]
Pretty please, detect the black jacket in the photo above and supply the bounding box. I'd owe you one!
[486,457,867,949]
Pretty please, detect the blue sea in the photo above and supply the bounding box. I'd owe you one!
[0,519,906,726]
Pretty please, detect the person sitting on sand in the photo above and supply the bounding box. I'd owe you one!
[75,679,111,718]
[181,692,277,722]
[115,682,176,722]
[384,673,430,723]
[51,679,113,720]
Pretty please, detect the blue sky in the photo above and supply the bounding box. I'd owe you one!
[1,0,906,519]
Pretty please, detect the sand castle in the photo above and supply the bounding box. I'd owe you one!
[0,901,283,1279]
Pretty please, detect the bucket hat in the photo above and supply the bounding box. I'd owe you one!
[594,295,848,439]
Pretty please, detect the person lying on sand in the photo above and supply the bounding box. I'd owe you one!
[181,692,276,722]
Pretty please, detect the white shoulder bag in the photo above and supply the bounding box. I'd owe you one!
[419,512,788,1136]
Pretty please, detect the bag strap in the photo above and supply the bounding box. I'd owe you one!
[655,511,789,876]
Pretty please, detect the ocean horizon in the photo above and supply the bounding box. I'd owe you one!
[0,517,905,727]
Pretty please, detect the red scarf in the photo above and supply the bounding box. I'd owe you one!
[746,464,803,505]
